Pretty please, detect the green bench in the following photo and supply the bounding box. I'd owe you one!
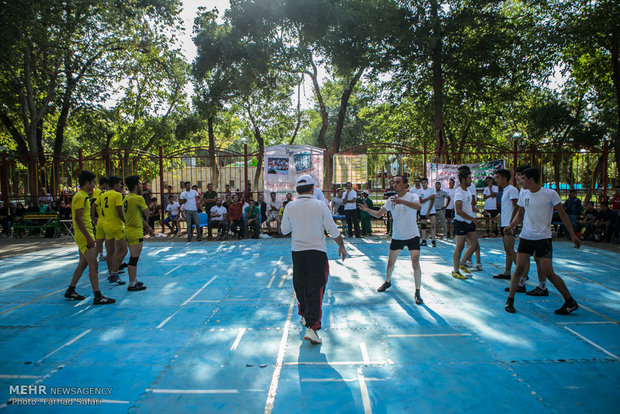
[14,212,60,238]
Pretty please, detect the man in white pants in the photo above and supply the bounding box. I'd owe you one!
[281,175,347,345]
[359,175,424,304]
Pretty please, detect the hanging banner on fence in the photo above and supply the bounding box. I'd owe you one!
[267,157,289,175]
[427,160,505,189]
[333,154,368,184]
[263,145,324,199]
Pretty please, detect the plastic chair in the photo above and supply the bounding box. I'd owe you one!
[193,212,209,231]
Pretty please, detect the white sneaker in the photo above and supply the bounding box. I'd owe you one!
[472,264,483,271]
[465,260,473,267]
[304,328,322,344]
[300,316,306,326]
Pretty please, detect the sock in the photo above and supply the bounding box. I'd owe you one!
[415,289,421,297]
[67,285,76,293]
[539,281,547,289]
[565,296,575,304]
[129,280,136,288]
[518,276,526,287]
[94,290,102,299]
[506,297,514,304]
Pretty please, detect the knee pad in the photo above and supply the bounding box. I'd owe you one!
[128,256,139,266]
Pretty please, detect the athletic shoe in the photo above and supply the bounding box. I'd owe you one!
[472,264,483,271]
[127,284,147,291]
[458,265,471,274]
[93,295,116,305]
[108,274,126,285]
[493,273,511,280]
[505,300,516,313]
[415,294,423,305]
[504,286,526,293]
[554,300,579,315]
[98,254,106,262]
[64,290,85,301]
[420,239,427,246]
[377,281,391,292]
[451,271,467,279]
[464,260,473,267]
[431,240,436,247]
[300,316,306,326]
[526,287,549,296]
[304,328,322,345]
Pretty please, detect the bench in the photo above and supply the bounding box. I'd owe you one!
[14,213,60,238]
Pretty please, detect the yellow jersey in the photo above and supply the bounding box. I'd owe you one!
[72,189,93,238]
[92,189,106,223]
[101,190,124,227]
[123,193,147,230]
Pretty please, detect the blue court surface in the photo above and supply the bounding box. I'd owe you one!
[0,238,618,413]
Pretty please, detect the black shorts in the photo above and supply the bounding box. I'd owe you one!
[390,236,420,251]
[419,213,436,220]
[485,209,499,218]
[445,209,454,219]
[517,238,552,258]
[454,220,476,236]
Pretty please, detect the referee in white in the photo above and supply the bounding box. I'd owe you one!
[281,174,347,345]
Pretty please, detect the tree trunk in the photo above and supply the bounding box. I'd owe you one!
[207,116,220,189]
[252,126,264,194]
[289,76,303,145]
[430,0,447,161]
[307,60,329,150]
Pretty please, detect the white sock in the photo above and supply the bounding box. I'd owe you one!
[539,281,546,289]
[518,276,527,287]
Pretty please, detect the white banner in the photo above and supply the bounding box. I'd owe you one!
[263,145,325,199]
[426,160,506,189]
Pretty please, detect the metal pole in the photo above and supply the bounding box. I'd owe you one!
[78,149,83,172]
[602,140,609,202]
[159,147,165,232]
[423,142,427,178]
[244,143,249,200]
[1,152,8,205]
[512,139,518,186]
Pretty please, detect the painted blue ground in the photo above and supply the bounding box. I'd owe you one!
[0,238,618,413]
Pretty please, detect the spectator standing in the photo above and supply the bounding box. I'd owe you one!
[445,178,456,238]
[202,183,218,217]
[343,181,361,238]
[483,176,499,237]
[180,181,201,242]
[434,181,450,238]
[359,190,374,236]
[563,189,583,233]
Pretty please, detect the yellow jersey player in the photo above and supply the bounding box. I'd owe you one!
[101,176,127,284]
[123,175,154,291]
[91,177,109,263]
[64,170,115,305]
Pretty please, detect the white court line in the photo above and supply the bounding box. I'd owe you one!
[267,268,277,288]
[230,328,247,351]
[164,264,182,276]
[557,321,619,325]
[264,291,296,414]
[358,368,372,414]
[360,342,370,363]
[0,375,41,379]
[156,308,183,329]
[181,276,218,306]
[564,327,620,361]
[301,377,388,383]
[284,360,393,366]
[327,289,332,299]
[147,389,240,394]
[278,269,290,288]
[387,333,471,338]
[37,329,92,364]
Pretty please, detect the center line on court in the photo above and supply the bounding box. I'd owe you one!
[387,333,471,338]
[264,291,296,413]
[37,329,92,364]
[157,276,218,329]
[360,342,370,363]
[182,276,218,306]
[230,328,247,351]
[358,368,372,414]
